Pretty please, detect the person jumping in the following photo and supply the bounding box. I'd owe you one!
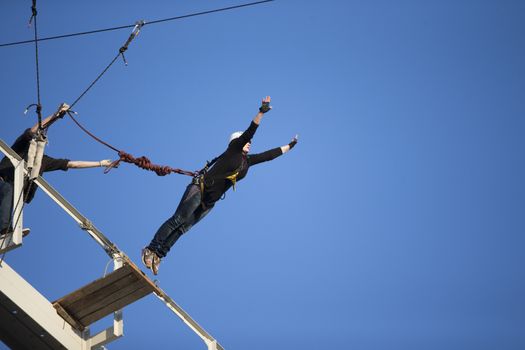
[142,96,298,274]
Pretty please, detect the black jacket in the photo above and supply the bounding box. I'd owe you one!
[202,121,282,207]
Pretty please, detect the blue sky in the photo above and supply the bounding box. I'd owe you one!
[1,1,524,349]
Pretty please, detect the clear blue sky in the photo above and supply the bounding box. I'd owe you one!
[1,1,524,349]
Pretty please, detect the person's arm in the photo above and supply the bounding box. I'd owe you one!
[230,96,272,149]
[249,135,298,166]
[67,159,113,169]
[10,129,36,153]
[38,156,114,173]
[30,103,70,133]
[248,148,282,166]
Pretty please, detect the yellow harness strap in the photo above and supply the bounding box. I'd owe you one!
[225,171,240,191]
[199,176,205,195]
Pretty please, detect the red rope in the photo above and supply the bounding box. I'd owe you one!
[66,111,196,177]
[114,151,196,176]
[67,111,119,152]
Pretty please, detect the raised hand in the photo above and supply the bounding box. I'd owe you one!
[259,96,272,113]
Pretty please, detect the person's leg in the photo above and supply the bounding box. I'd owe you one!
[0,181,13,234]
[148,203,213,275]
[148,184,202,257]
[164,203,214,248]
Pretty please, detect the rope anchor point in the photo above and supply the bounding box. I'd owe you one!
[119,19,146,66]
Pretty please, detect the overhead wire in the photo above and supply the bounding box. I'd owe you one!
[0,0,275,48]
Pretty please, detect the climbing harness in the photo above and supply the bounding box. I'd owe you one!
[226,155,248,191]
[190,151,246,210]
[191,154,228,206]
[225,172,240,191]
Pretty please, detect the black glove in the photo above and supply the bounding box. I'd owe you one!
[259,101,271,113]
[288,135,298,149]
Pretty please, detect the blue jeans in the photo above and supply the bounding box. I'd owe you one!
[148,184,213,258]
[0,180,13,232]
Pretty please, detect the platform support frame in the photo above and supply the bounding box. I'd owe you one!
[87,255,125,350]
[1,138,224,349]
[0,139,26,253]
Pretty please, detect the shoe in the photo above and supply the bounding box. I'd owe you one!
[151,253,161,275]
[141,248,154,270]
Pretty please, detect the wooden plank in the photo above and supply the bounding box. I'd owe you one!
[123,259,159,290]
[52,262,156,329]
[64,272,139,315]
[73,275,146,320]
[53,265,133,307]
[79,285,152,326]
[53,302,86,331]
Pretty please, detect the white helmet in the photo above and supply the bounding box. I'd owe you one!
[229,131,243,143]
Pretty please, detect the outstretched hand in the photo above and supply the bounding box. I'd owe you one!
[99,159,115,167]
[259,96,272,113]
[55,103,70,119]
[281,134,299,154]
[289,134,299,149]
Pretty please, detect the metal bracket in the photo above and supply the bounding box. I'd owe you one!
[79,219,94,231]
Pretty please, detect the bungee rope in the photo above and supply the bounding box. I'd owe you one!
[28,0,43,131]
[69,20,145,110]
[66,111,198,177]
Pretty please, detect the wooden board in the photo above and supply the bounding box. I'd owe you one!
[52,262,156,331]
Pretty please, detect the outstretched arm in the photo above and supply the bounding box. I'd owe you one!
[30,103,70,133]
[67,159,113,169]
[231,96,273,149]
[249,135,299,166]
[280,135,298,154]
[252,95,272,125]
